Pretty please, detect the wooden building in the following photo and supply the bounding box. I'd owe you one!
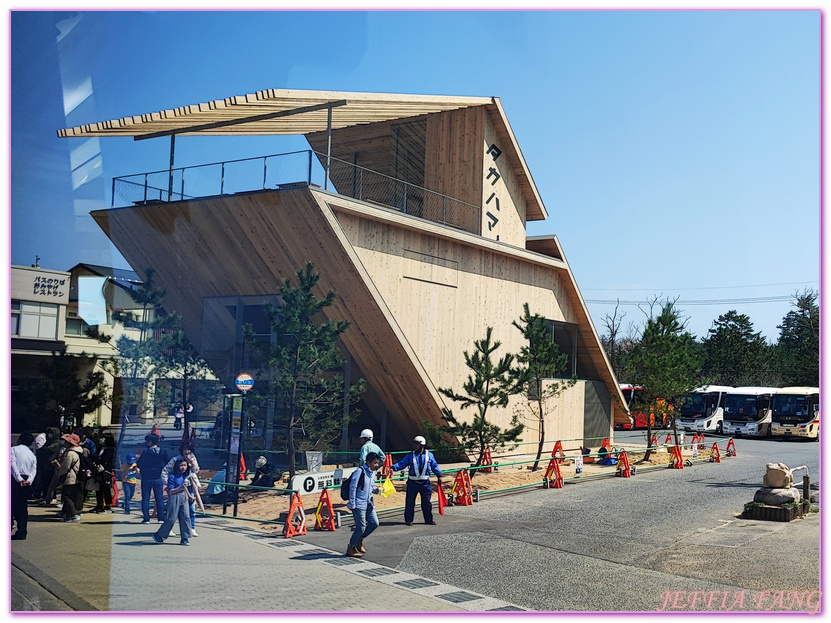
[59,89,627,451]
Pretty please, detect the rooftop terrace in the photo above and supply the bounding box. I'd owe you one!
[113,149,483,236]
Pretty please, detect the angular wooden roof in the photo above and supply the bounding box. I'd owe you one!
[57,88,547,221]
[58,89,495,138]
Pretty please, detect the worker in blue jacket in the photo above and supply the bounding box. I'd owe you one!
[391,435,443,526]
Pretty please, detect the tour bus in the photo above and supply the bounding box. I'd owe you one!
[676,385,733,434]
[770,386,820,441]
[723,386,779,438]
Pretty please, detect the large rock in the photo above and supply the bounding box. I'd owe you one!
[763,462,793,488]
[754,486,801,505]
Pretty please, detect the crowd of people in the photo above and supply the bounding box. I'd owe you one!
[12,422,446,558]
[10,425,208,546]
[11,426,125,538]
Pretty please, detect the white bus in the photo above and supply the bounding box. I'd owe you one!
[723,386,778,438]
[770,386,820,440]
[676,385,733,434]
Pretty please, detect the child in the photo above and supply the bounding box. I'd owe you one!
[153,459,194,546]
[120,454,138,514]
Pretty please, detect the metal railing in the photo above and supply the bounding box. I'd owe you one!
[112,150,482,235]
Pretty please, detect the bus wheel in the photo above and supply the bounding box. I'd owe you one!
[716,422,723,435]
[766,426,773,439]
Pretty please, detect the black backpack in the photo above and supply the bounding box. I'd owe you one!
[339,469,366,501]
[76,452,95,482]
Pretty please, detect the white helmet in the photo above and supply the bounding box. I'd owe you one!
[360,429,374,440]
[413,435,427,446]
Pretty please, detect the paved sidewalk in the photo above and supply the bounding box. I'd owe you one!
[11,490,523,612]
[11,419,462,612]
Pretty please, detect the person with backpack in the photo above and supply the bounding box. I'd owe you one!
[137,433,168,524]
[38,427,69,506]
[31,427,60,502]
[55,434,85,523]
[92,434,117,513]
[345,452,382,558]
[390,435,443,526]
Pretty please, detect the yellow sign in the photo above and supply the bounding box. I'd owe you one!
[232,416,241,431]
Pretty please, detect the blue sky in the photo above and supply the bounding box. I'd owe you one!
[9,10,820,342]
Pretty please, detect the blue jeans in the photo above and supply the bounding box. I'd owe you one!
[404,479,433,524]
[350,503,379,547]
[141,478,165,521]
[190,501,196,528]
[122,482,136,513]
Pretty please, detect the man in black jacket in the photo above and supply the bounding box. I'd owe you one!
[137,433,168,524]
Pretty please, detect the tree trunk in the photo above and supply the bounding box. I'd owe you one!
[287,422,297,480]
[643,416,654,462]
[532,398,545,471]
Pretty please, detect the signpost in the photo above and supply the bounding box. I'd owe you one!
[289,467,357,497]
[225,373,254,517]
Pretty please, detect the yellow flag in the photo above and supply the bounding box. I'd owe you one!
[381,476,396,498]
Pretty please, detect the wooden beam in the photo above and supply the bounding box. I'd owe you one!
[134,99,348,140]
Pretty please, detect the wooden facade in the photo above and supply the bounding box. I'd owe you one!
[73,88,626,450]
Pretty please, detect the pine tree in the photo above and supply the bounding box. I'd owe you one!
[438,327,524,467]
[776,289,819,386]
[246,263,363,479]
[702,310,769,386]
[38,347,111,429]
[112,269,217,430]
[512,303,575,471]
[623,299,702,458]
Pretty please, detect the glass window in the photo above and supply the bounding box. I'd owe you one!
[545,320,577,379]
[11,300,20,335]
[16,302,60,339]
[66,316,90,335]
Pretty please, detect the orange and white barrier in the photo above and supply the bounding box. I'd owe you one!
[616,451,631,477]
[451,469,473,506]
[669,445,684,469]
[550,440,565,465]
[543,456,564,488]
[480,447,494,473]
[313,489,336,531]
[283,492,307,538]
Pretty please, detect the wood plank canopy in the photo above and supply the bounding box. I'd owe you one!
[58,87,547,221]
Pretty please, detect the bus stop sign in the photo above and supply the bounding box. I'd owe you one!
[235,372,255,393]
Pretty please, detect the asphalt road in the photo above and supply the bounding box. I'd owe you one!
[302,433,821,612]
[11,422,820,613]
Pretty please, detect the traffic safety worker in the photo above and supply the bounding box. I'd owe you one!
[358,429,385,472]
[390,435,442,525]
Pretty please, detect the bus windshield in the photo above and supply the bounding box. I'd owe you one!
[679,393,717,418]
[723,394,764,422]
[772,394,817,424]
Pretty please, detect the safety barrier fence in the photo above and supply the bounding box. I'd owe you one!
[196,436,736,534]
[235,434,627,472]
[111,150,482,235]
